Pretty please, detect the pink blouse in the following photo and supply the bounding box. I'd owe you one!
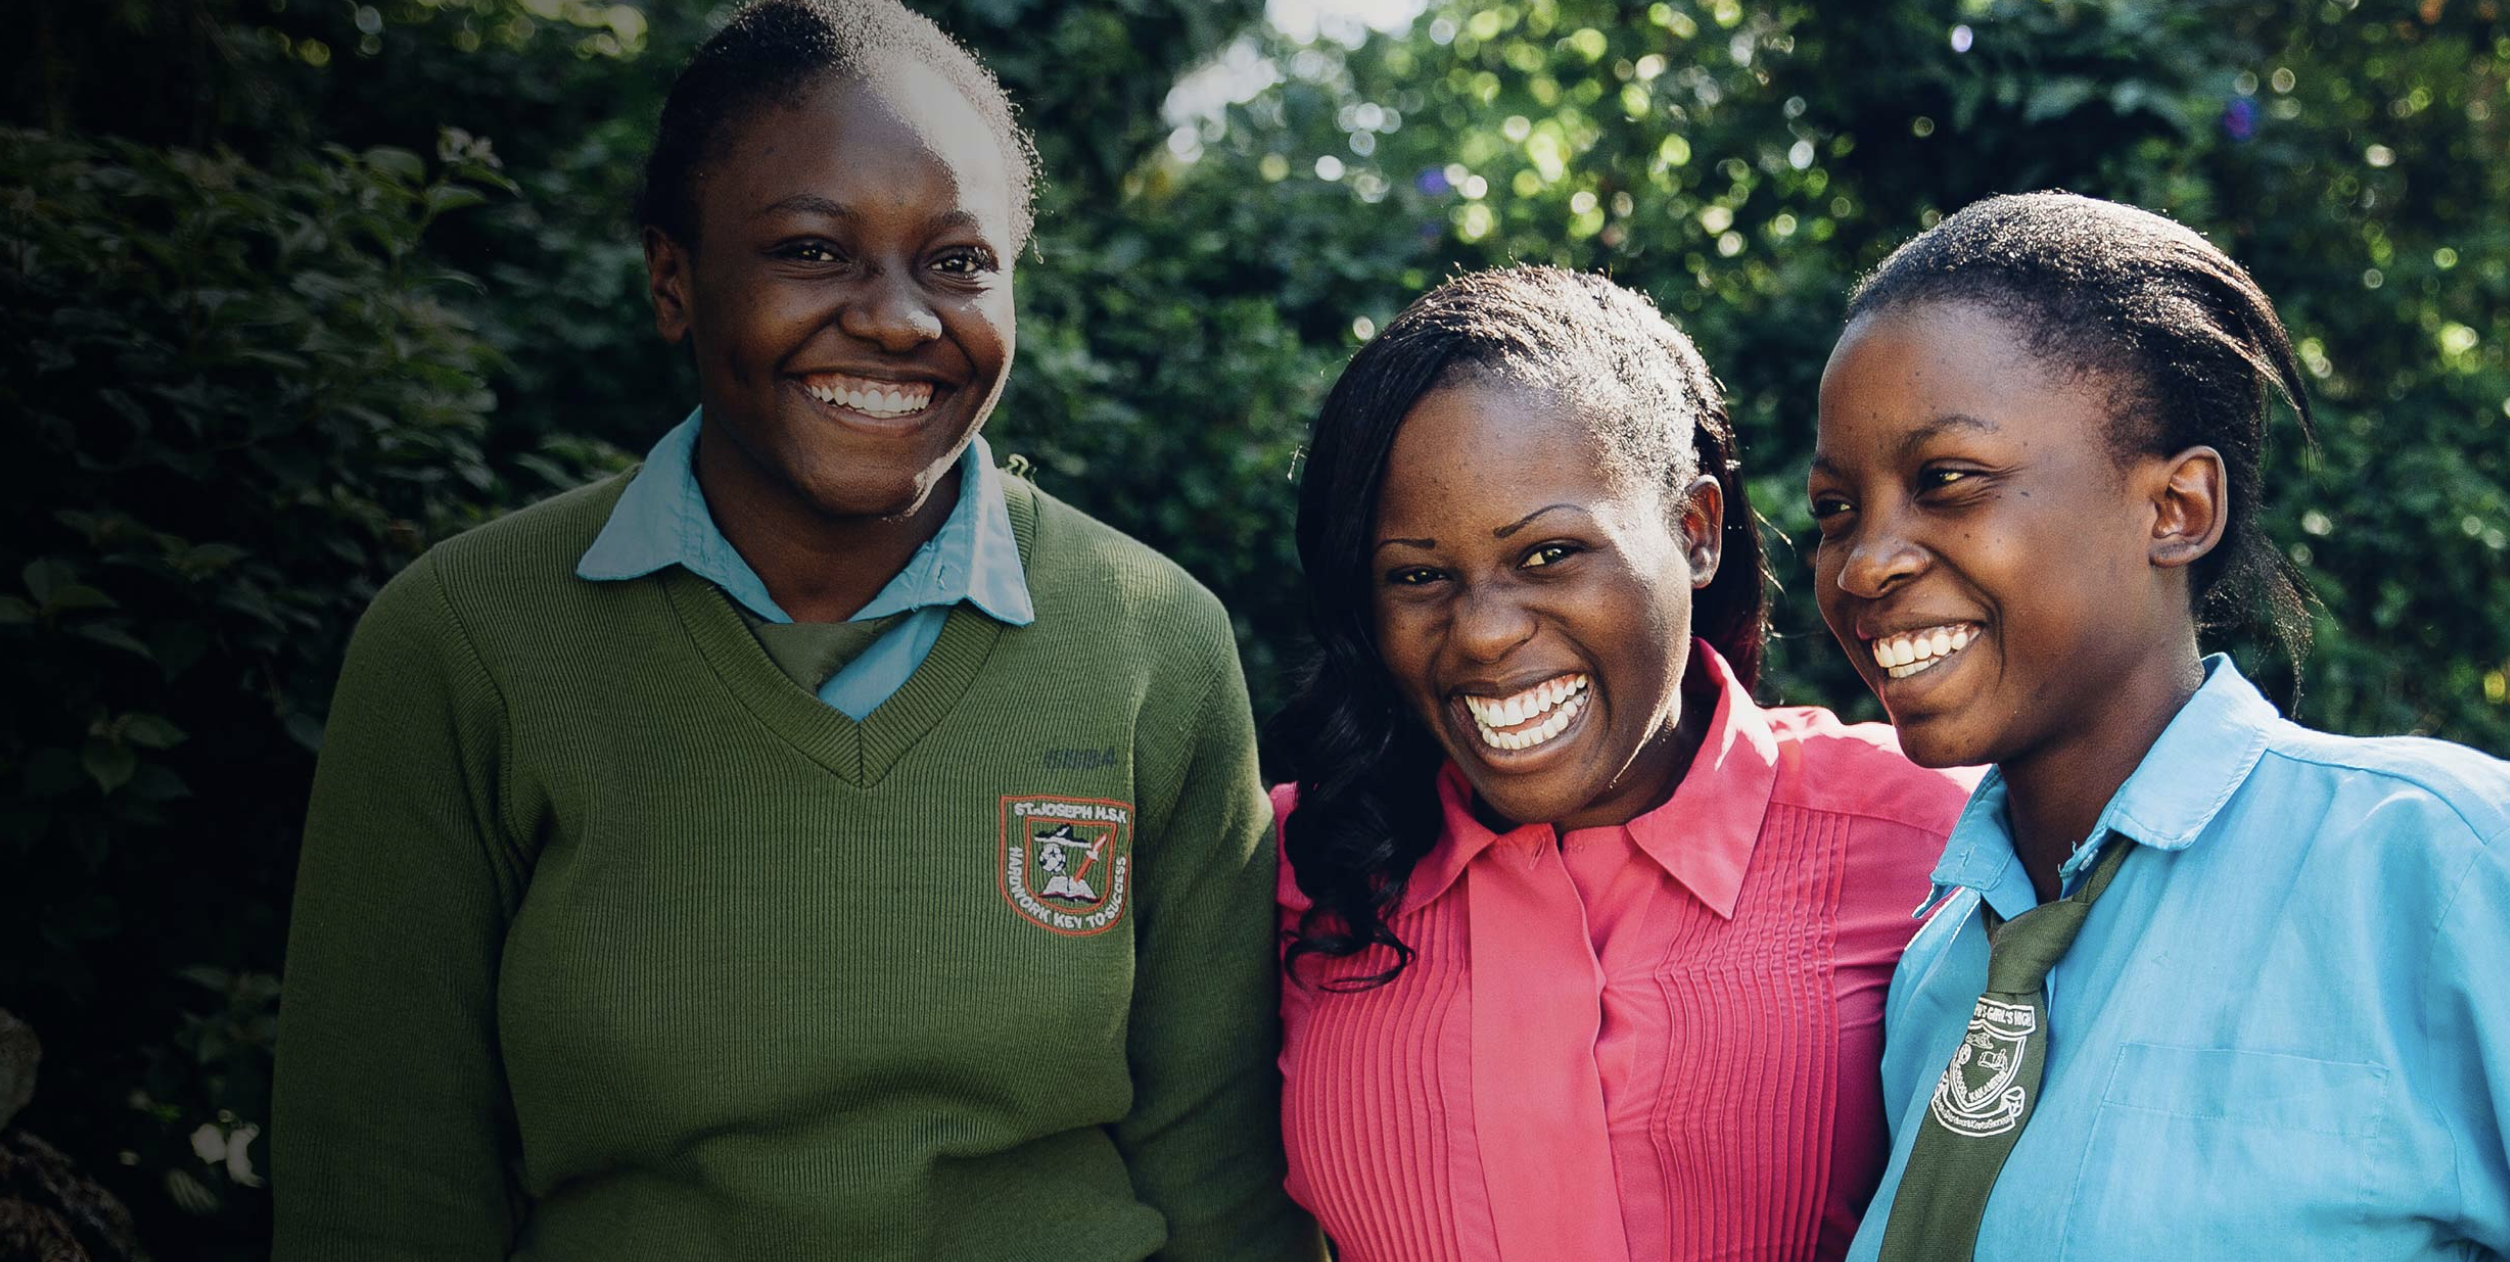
[1274,643,1976,1262]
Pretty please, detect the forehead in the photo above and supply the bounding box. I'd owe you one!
[1815,301,2112,458]
[1376,380,1636,525]
[706,63,1014,234]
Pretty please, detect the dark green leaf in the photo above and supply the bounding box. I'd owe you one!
[82,741,137,795]
[74,623,156,660]
[122,714,187,750]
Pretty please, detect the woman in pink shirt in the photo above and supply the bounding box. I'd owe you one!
[1269,266,1974,1262]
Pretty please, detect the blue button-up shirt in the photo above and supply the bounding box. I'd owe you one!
[576,411,1033,719]
[1850,655,2510,1260]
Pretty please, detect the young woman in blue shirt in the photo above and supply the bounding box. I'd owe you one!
[1807,191,2510,1260]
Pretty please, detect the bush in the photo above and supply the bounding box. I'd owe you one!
[0,124,543,1250]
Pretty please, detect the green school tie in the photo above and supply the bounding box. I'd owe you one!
[749,614,906,693]
[1876,837,2135,1262]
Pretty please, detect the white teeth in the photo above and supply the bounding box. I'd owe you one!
[1473,690,1588,751]
[805,378,933,417]
[1872,624,1979,680]
[1463,674,1591,751]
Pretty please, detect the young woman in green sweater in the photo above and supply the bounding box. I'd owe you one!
[272,3,1317,1259]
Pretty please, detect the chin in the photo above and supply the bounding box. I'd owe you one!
[1882,714,1985,770]
[1450,762,1584,831]
[801,467,942,522]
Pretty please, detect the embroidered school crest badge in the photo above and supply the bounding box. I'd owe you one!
[1927,996,2036,1137]
[999,795,1135,936]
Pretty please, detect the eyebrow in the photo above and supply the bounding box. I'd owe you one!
[754,193,852,221]
[752,195,987,236]
[1812,412,2000,479]
[1898,412,1999,457]
[1494,504,1584,539]
[1371,504,1591,556]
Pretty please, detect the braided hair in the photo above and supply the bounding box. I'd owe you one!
[636,0,1040,251]
[1845,192,2316,679]
[1272,266,1768,989]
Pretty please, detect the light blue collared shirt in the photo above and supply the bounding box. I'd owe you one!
[1851,655,2510,1261]
[576,411,1033,719]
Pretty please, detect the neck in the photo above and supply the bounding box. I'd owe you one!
[1998,636,2205,902]
[693,424,962,624]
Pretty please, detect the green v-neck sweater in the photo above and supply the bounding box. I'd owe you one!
[273,469,1318,1262]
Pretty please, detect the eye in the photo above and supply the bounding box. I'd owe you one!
[1520,543,1579,569]
[931,246,999,276]
[1383,566,1445,587]
[772,239,845,264]
[1808,493,1852,520]
[1917,466,1980,493]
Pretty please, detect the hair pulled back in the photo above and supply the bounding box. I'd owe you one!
[636,0,1040,250]
[1845,191,2315,677]
[1273,266,1768,989]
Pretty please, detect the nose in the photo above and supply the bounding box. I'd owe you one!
[1832,522,1925,599]
[839,268,943,353]
[1450,582,1538,664]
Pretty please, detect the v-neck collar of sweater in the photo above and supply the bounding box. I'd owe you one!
[664,475,1039,786]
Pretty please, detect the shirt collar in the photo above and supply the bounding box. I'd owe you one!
[852,432,1033,626]
[575,408,1032,628]
[1402,639,1781,919]
[1921,653,2279,917]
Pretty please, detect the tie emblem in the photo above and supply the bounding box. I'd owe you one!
[1928,996,2036,1137]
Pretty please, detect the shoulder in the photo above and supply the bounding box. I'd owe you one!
[2248,722,2510,868]
[349,473,632,675]
[1761,703,1982,834]
[414,473,632,613]
[427,472,628,579]
[2266,722,2510,832]
[1025,483,1227,619]
[1021,480,1238,671]
[2229,725,2510,923]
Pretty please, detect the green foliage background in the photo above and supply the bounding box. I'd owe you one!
[5,0,2506,1253]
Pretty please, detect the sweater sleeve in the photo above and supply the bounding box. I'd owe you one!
[1117,635,1324,1262]
[272,553,528,1260]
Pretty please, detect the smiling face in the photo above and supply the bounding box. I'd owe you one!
[647,63,1016,523]
[1371,378,1722,831]
[1808,300,2207,771]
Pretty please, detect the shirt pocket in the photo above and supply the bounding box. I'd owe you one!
[2056,1043,2389,1262]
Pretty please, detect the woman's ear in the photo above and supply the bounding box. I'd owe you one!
[2149,445,2228,570]
[1677,473,1725,589]
[644,226,693,345]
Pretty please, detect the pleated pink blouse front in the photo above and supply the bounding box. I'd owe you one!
[1274,643,1976,1262]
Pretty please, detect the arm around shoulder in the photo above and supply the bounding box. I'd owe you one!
[273,554,529,1260]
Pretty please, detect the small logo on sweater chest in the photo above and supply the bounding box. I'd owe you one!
[1000,795,1135,936]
